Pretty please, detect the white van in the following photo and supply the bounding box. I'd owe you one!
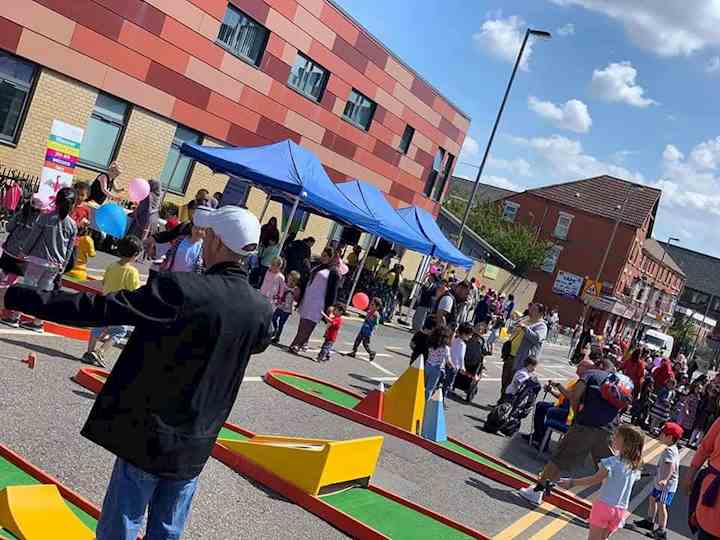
[640,329,675,356]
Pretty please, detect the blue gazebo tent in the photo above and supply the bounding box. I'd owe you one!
[397,206,473,268]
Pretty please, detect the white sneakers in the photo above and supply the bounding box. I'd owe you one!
[518,485,543,505]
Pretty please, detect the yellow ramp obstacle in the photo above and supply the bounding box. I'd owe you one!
[382,357,425,433]
[219,435,383,495]
[0,485,94,540]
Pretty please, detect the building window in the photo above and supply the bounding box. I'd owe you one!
[0,51,37,144]
[159,125,203,195]
[287,53,328,102]
[343,89,376,131]
[399,125,414,154]
[432,152,455,202]
[553,212,574,240]
[541,245,562,273]
[501,201,519,222]
[423,147,446,197]
[217,4,269,66]
[79,93,129,170]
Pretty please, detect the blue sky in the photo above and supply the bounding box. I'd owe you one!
[334,0,720,257]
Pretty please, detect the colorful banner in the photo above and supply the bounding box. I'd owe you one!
[37,120,84,209]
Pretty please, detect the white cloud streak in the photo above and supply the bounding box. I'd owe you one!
[528,96,592,133]
[472,15,533,70]
[590,62,657,107]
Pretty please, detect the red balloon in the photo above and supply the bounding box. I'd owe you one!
[352,292,370,311]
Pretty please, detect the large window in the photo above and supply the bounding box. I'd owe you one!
[553,212,574,240]
[541,245,562,273]
[0,51,37,144]
[432,152,455,202]
[399,124,414,154]
[343,89,376,131]
[288,53,329,102]
[79,93,129,169]
[159,126,202,195]
[423,147,446,197]
[217,4,269,66]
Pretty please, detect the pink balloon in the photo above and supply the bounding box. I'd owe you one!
[128,178,150,203]
[352,292,369,311]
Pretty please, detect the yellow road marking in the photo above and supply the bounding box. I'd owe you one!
[526,437,664,540]
[493,436,660,540]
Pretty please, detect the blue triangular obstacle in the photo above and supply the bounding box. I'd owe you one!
[421,388,447,442]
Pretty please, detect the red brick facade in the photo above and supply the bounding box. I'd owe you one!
[1,0,468,210]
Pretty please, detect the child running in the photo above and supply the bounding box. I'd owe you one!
[2,187,77,331]
[271,270,300,343]
[633,422,683,539]
[424,325,453,401]
[82,235,142,367]
[348,297,382,362]
[0,196,42,288]
[317,304,344,362]
[558,424,644,540]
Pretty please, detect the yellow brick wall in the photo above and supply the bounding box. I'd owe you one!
[0,68,96,176]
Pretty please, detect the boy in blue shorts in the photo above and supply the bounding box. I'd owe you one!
[634,421,683,539]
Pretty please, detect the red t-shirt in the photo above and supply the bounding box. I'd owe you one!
[324,316,342,342]
[70,204,91,246]
[622,358,646,390]
[652,359,674,389]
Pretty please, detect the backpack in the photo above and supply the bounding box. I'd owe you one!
[600,372,635,410]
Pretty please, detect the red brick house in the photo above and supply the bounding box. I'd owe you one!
[499,175,685,337]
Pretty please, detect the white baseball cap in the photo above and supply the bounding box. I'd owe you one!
[193,205,260,255]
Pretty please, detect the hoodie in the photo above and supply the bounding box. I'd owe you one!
[20,211,77,270]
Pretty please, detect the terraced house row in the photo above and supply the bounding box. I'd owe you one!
[0,0,470,273]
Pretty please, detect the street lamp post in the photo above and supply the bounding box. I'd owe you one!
[633,236,680,344]
[456,28,551,248]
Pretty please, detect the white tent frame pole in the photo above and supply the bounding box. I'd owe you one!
[279,196,300,248]
[410,254,431,309]
[258,191,271,221]
[345,235,375,309]
[159,156,183,206]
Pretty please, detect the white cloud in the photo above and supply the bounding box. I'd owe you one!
[549,0,720,57]
[590,62,657,107]
[459,135,480,163]
[483,175,524,192]
[509,134,644,182]
[528,96,592,133]
[662,144,684,163]
[557,23,575,36]
[488,156,533,177]
[472,15,533,70]
[707,56,720,73]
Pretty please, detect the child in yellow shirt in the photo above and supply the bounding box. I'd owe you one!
[82,235,142,367]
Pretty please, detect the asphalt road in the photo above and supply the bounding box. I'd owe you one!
[0,249,695,539]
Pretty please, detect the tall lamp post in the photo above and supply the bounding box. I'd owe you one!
[633,236,680,344]
[456,27,551,248]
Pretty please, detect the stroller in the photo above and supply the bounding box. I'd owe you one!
[453,336,489,403]
[484,377,542,437]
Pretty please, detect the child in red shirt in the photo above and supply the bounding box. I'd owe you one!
[317,304,344,362]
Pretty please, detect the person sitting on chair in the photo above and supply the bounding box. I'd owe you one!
[523,359,594,449]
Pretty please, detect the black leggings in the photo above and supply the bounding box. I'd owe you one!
[353,334,374,355]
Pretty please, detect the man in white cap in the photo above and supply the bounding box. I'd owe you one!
[1,206,273,539]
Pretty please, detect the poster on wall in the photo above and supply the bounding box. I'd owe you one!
[483,264,499,280]
[37,120,84,209]
[552,270,584,297]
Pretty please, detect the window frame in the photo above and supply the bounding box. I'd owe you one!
[287,52,329,103]
[541,244,563,273]
[432,152,455,202]
[423,147,446,197]
[399,124,415,154]
[342,88,377,131]
[216,3,269,67]
[78,92,131,171]
[553,211,574,240]
[0,51,39,147]
[160,125,204,196]
[501,201,520,222]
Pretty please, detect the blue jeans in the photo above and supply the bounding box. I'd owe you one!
[531,401,569,444]
[272,308,291,340]
[425,363,443,401]
[96,458,198,540]
[443,366,458,398]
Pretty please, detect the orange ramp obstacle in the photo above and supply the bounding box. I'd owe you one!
[0,485,94,539]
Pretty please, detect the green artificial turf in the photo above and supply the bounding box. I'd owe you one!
[439,441,526,482]
[217,427,250,441]
[275,374,361,409]
[0,455,96,537]
[321,487,473,539]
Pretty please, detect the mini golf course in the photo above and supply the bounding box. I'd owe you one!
[264,369,592,520]
[74,367,491,539]
[0,444,98,539]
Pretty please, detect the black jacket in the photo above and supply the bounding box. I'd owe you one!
[6,262,272,480]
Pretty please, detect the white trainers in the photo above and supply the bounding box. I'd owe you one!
[518,485,543,505]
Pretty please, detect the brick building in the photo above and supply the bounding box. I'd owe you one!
[0,0,469,274]
[500,175,685,337]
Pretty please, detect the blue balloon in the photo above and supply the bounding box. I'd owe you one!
[95,203,128,238]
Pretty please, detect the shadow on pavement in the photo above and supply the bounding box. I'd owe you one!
[0,337,79,362]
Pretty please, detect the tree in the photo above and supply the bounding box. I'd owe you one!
[666,313,699,355]
[444,198,550,275]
